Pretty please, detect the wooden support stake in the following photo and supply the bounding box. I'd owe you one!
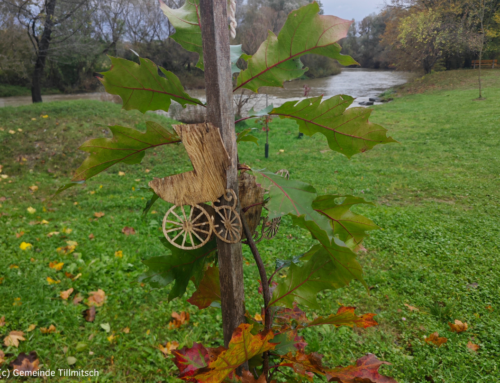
[199,0,246,347]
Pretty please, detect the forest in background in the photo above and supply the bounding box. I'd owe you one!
[0,0,499,99]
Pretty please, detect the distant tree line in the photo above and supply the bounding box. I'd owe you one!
[341,0,500,73]
[0,0,340,102]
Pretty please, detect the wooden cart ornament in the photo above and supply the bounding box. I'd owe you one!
[149,123,242,250]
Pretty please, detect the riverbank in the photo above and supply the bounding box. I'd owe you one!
[0,71,499,381]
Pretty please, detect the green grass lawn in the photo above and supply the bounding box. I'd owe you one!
[0,70,499,382]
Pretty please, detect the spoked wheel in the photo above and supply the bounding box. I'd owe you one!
[213,206,243,244]
[162,204,213,250]
[262,216,280,240]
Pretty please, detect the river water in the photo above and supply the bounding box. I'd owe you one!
[0,68,411,110]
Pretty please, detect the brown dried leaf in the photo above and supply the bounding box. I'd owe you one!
[169,311,190,330]
[467,341,480,352]
[4,331,26,347]
[27,324,37,332]
[40,325,57,334]
[11,351,40,377]
[241,370,267,383]
[83,306,96,322]
[158,341,180,357]
[94,212,105,218]
[73,293,84,305]
[87,289,106,307]
[0,350,5,366]
[404,303,419,312]
[0,316,5,327]
[15,231,25,238]
[121,226,136,235]
[425,332,447,347]
[326,354,398,383]
[122,327,130,334]
[89,233,95,240]
[448,320,468,333]
[60,288,74,300]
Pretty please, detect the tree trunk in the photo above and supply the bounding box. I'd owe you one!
[199,0,246,348]
[31,0,58,103]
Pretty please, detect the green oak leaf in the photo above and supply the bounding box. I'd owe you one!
[234,2,357,92]
[160,0,204,70]
[142,191,160,219]
[72,121,181,183]
[253,170,333,238]
[270,216,366,309]
[313,194,379,246]
[139,238,217,301]
[230,45,244,74]
[99,56,203,113]
[271,95,397,158]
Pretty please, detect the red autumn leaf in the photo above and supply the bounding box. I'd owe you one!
[187,266,221,309]
[241,370,267,383]
[173,342,210,381]
[326,354,398,383]
[448,320,468,333]
[83,306,96,322]
[11,351,40,377]
[304,306,378,329]
[194,324,277,383]
[280,351,325,379]
[122,226,136,235]
[275,304,309,324]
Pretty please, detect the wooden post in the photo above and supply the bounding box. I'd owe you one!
[199,0,246,347]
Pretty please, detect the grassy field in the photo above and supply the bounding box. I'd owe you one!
[0,69,499,382]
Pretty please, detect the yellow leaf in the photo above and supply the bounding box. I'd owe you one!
[66,240,78,247]
[47,232,59,237]
[118,171,125,176]
[145,169,150,173]
[19,242,32,251]
[29,185,39,192]
[27,324,37,332]
[27,207,36,214]
[254,313,263,322]
[74,202,78,205]
[49,261,64,271]
[94,212,105,218]
[448,320,468,333]
[158,341,179,356]
[151,210,157,214]
[122,327,130,334]
[89,191,95,195]
[115,250,123,258]
[3,331,25,347]
[62,228,72,234]
[146,329,150,335]
[10,264,19,269]
[9,130,15,134]
[107,334,117,343]
[60,288,74,300]
[42,115,49,118]
[47,277,61,285]
[40,219,49,224]
[40,324,57,334]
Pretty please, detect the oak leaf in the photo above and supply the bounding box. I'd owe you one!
[280,351,324,379]
[187,266,221,309]
[87,289,106,307]
[274,304,309,324]
[241,370,267,383]
[122,226,136,235]
[425,332,447,347]
[158,341,179,357]
[60,288,74,300]
[4,331,25,347]
[11,351,40,377]
[173,342,210,381]
[467,341,480,352]
[40,325,57,334]
[326,354,397,383]
[194,324,276,383]
[169,311,190,330]
[448,320,468,333]
[304,306,378,329]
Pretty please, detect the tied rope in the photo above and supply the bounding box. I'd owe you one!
[228,0,237,39]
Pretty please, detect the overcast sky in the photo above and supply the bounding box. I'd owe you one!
[321,0,386,22]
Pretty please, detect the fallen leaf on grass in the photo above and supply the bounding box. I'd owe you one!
[158,341,179,357]
[29,185,39,193]
[94,212,105,218]
[27,207,36,214]
[4,331,25,347]
[121,226,136,235]
[12,351,40,377]
[114,250,123,258]
[88,289,106,307]
[325,354,398,383]
[49,261,64,271]
[19,242,32,250]
[15,231,24,238]
[67,356,77,365]
[62,228,72,234]
[60,288,74,300]
[425,332,447,347]
[467,341,480,352]
[0,316,5,326]
[47,231,60,237]
[100,323,111,333]
[89,233,95,240]
[83,306,96,322]
[404,303,419,312]
[118,171,125,176]
[73,293,84,305]
[107,334,117,343]
[10,264,19,269]
[0,350,4,365]
[122,327,130,334]
[448,320,468,333]
[169,312,190,330]
[40,325,57,334]
[27,324,37,332]
[47,277,60,285]
[57,245,75,255]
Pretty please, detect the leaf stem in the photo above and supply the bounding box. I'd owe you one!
[240,214,272,379]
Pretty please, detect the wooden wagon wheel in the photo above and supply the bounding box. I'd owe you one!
[162,204,213,250]
[213,189,243,244]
